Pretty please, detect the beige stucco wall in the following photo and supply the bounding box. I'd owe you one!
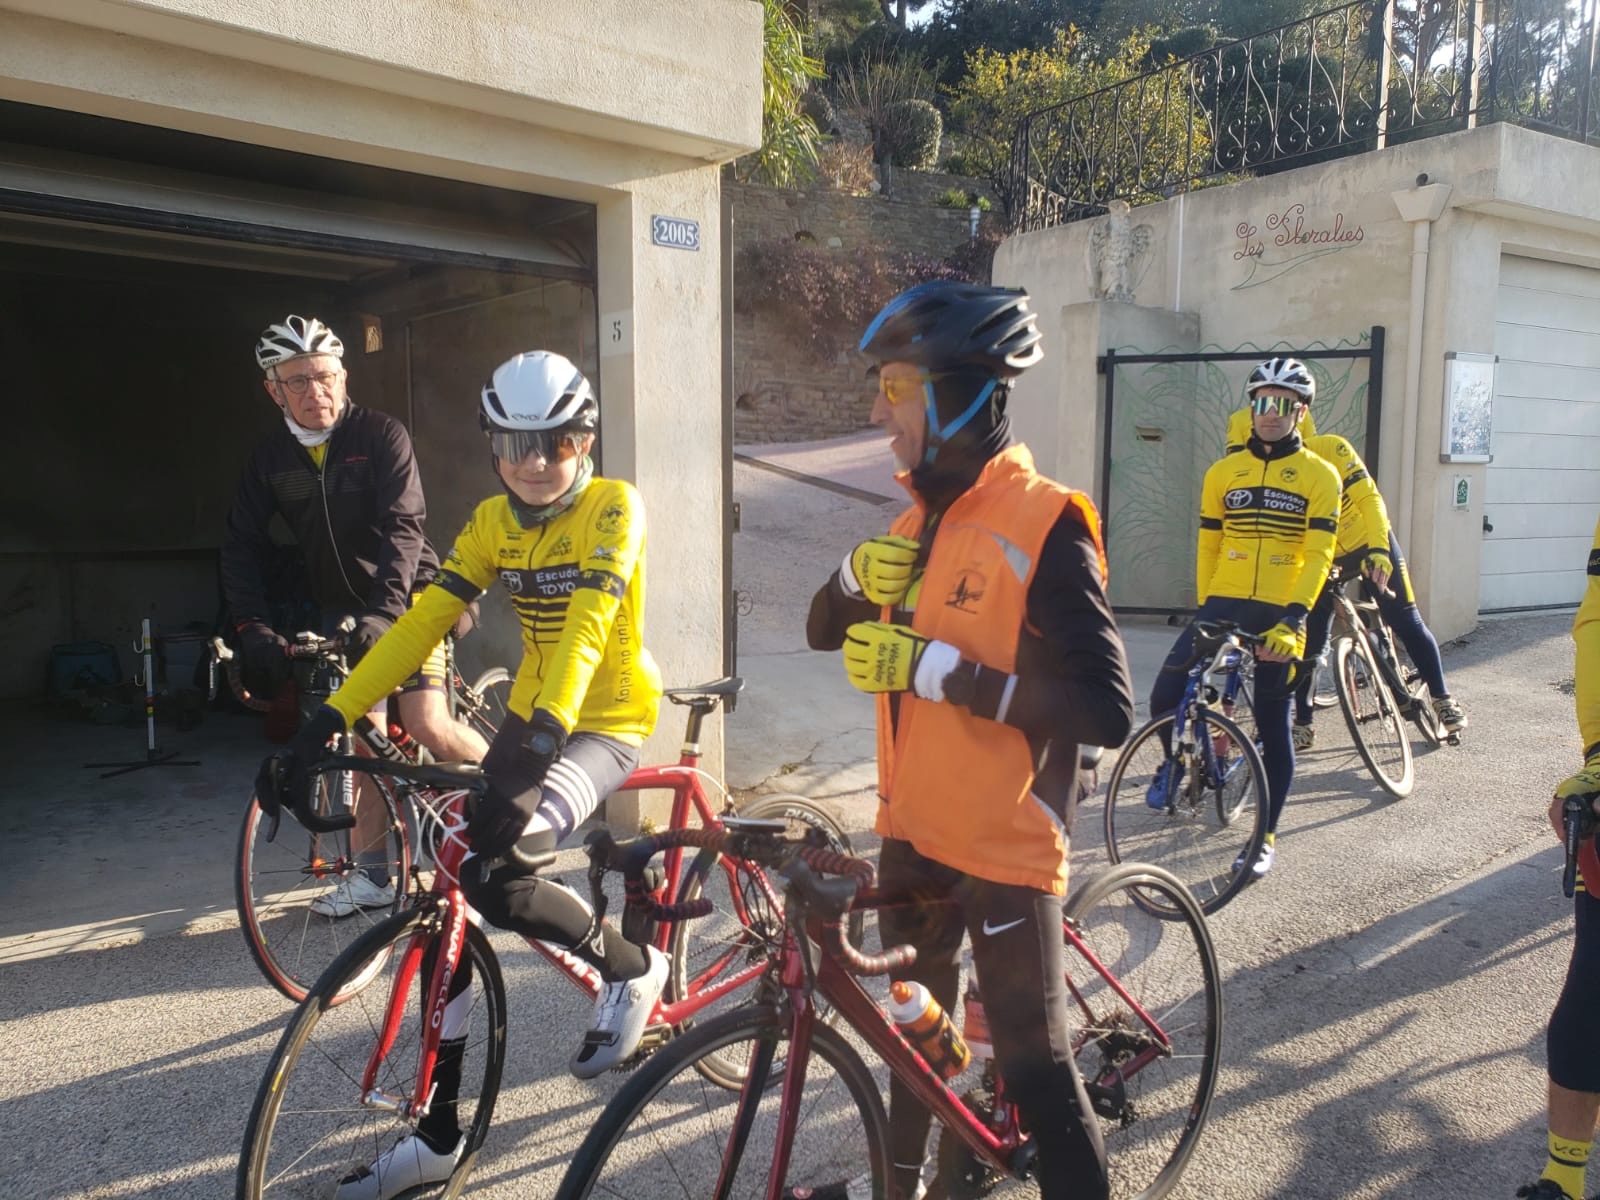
[996,123,1600,640]
[0,0,760,786]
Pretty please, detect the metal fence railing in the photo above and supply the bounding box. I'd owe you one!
[1010,0,1600,230]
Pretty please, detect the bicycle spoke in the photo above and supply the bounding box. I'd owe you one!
[555,1011,887,1200]
[1065,865,1221,1200]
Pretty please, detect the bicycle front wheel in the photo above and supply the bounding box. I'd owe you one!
[668,793,859,1089]
[554,1005,890,1200]
[236,775,411,1004]
[1065,863,1223,1200]
[460,667,513,742]
[237,906,507,1200]
[1333,636,1414,798]
[1104,714,1267,916]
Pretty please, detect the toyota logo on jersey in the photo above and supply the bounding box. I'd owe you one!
[1224,488,1253,509]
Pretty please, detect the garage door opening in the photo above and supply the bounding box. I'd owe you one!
[0,102,598,698]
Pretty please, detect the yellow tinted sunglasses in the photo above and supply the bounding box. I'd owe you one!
[875,371,952,406]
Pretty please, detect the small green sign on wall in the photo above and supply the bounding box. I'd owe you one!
[1452,476,1470,508]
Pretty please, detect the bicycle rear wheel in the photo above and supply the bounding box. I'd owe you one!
[554,1006,890,1200]
[1065,863,1223,1200]
[236,774,411,1004]
[668,793,859,1089]
[1333,636,1414,798]
[460,667,512,742]
[237,906,507,1200]
[1104,714,1267,916]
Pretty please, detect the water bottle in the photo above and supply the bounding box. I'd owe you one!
[961,976,993,1062]
[888,981,970,1079]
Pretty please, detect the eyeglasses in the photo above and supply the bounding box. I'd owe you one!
[1250,393,1303,417]
[878,372,951,407]
[489,429,584,464]
[273,370,343,395]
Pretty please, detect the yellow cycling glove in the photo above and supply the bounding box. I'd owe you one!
[1261,621,1304,660]
[1556,752,1600,808]
[1362,549,1393,582]
[843,620,930,693]
[843,536,920,607]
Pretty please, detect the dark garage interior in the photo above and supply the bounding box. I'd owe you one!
[0,102,600,702]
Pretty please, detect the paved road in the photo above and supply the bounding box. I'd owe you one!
[0,448,1583,1200]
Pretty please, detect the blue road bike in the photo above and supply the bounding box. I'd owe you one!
[1104,621,1270,916]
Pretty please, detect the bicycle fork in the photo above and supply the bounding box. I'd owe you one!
[360,900,470,1120]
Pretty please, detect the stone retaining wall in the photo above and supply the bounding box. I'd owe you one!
[730,172,995,442]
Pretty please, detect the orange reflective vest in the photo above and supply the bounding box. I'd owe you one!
[874,445,1107,895]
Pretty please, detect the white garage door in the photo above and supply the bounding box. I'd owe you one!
[1482,255,1600,612]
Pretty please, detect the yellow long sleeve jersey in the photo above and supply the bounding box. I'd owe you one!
[1197,435,1342,612]
[328,479,662,743]
[1576,516,1600,758]
[1302,434,1391,559]
[1228,410,1387,558]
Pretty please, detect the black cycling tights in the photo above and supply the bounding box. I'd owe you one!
[1549,886,1600,1093]
[876,837,1109,1200]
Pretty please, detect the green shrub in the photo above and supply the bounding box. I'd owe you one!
[880,98,943,170]
[936,188,993,210]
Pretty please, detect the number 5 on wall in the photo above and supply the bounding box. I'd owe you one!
[600,310,633,359]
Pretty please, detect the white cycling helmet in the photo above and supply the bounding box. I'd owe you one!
[256,315,344,371]
[1245,356,1316,403]
[480,351,597,462]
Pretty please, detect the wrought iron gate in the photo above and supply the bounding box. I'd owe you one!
[1098,328,1385,612]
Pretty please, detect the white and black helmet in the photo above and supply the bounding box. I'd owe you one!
[480,351,597,462]
[255,315,344,371]
[1245,356,1316,403]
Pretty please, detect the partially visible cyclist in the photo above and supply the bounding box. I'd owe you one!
[262,349,667,1200]
[807,281,1135,1200]
[1223,361,1468,746]
[1518,514,1600,1200]
[1149,358,1341,877]
[222,315,488,919]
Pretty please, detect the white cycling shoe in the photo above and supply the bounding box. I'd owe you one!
[335,1133,462,1200]
[569,945,669,1079]
[311,873,395,919]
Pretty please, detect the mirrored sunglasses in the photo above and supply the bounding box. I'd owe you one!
[488,429,583,464]
[1250,393,1302,417]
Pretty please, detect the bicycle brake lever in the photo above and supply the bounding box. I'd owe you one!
[1563,796,1586,900]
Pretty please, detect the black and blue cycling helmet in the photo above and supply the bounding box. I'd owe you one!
[858,281,1043,378]
[859,282,1042,463]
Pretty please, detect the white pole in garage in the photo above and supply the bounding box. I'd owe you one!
[83,618,201,778]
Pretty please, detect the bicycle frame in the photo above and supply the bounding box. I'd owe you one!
[351,700,787,1120]
[752,893,1174,1198]
[1164,638,1251,799]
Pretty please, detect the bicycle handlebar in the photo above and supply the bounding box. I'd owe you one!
[583,825,916,976]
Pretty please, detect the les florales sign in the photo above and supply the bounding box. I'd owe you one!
[1230,202,1365,290]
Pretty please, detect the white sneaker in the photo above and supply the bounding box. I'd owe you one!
[334,1133,462,1200]
[310,873,396,919]
[570,945,669,1079]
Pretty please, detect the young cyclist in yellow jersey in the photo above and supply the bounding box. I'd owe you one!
[262,350,666,1200]
[1148,360,1341,876]
[1520,515,1600,1200]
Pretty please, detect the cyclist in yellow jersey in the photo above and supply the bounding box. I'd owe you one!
[1223,364,1467,740]
[1519,515,1600,1200]
[262,350,665,1200]
[1147,357,1341,876]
